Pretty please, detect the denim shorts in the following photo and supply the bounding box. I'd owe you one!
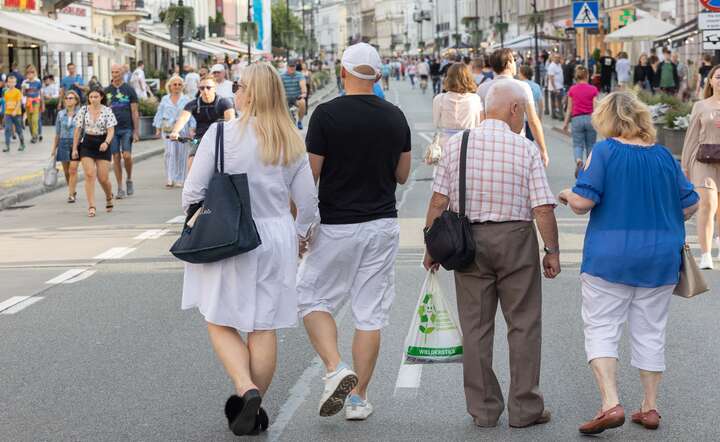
[111,128,133,154]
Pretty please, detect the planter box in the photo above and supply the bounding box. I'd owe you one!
[138,116,155,140]
[654,123,665,146]
[661,127,686,157]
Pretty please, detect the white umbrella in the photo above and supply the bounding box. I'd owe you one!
[604,16,675,42]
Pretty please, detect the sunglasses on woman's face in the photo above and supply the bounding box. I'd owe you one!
[65,97,76,101]
[199,86,214,91]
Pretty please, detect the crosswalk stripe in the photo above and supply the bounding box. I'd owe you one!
[1,297,44,315]
[134,229,169,240]
[94,247,136,260]
[45,268,88,284]
[0,296,30,312]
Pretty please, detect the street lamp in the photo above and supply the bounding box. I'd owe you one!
[177,0,184,71]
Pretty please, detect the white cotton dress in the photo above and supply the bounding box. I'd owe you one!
[181,120,318,332]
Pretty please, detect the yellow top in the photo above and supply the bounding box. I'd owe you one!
[3,88,23,116]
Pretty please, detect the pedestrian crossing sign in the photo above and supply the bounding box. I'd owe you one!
[573,1,599,28]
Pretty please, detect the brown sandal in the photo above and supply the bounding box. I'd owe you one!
[88,206,96,217]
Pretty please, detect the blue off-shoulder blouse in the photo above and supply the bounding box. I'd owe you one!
[573,138,699,288]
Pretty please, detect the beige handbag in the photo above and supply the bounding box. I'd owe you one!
[674,244,709,298]
[423,133,442,165]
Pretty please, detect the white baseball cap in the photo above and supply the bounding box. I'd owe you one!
[210,64,225,73]
[341,43,381,80]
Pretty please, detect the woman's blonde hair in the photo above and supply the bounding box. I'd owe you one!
[443,63,477,94]
[165,75,184,94]
[237,62,305,166]
[592,91,656,144]
[703,65,720,99]
[574,65,589,81]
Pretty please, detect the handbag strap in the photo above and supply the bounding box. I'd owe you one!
[214,122,224,174]
[459,129,470,217]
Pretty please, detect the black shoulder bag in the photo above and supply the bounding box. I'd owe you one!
[170,123,262,263]
[423,129,476,271]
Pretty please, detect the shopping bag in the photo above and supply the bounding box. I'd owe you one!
[43,156,58,188]
[403,270,463,364]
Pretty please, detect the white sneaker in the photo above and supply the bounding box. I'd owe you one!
[345,394,374,421]
[318,362,358,417]
[699,252,714,270]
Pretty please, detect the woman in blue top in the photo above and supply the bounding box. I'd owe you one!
[558,92,699,435]
[153,76,194,187]
[52,90,81,203]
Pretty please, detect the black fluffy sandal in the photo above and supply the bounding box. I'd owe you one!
[224,390,262,436]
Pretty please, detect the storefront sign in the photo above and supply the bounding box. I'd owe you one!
[703,29,720,49]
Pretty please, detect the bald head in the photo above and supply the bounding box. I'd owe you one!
[485,81,527,134]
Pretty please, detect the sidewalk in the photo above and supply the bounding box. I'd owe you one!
[0,82,337,211]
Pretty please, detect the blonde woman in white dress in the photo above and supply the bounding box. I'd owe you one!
[181,62,319,436]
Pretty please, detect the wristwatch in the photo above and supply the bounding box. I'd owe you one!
[543,246,560,255]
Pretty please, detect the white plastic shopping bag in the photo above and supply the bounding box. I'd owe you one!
[43,156,58,188]
[403,270,463,364]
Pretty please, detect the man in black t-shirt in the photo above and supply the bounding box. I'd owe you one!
[599,50,616,93]
[170,76,235,170]
[106,64,139,198]
[430,58,442,94]
[298,43,411,421]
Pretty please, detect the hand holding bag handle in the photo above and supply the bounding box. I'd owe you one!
[423,129,475,270]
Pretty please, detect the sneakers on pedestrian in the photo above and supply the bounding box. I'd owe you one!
[318,362,358,417]
[126,180,134,196]
[699,252,714,270]
[345,394,373,421]
[2,145,9,152]
[18,144,25,152]
[116,188,126,199]
[297,120,303,130]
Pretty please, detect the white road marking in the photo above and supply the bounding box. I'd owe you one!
[1,297,44,315]
[418,132,434,143]
[45,268,88,284]
[0,296,30,312]
[62,270,96,284]
[166,215,185,224]
[134,229,169,240]
[394,363,423,390]
[269,301,353,442]
[94,247,136,260]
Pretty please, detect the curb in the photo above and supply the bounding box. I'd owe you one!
[0,145,165,211]
[0,82,338,211]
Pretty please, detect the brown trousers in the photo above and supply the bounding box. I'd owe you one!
[454,221,544,427]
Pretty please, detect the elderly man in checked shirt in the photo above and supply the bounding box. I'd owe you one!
[423,81,560,429]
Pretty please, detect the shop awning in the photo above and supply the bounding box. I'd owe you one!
[605,16,675,42]
[184,40,225,56]
[489,35,554,51]
[653,19,699,47]
[0,10,113,54]
[134,31,179,53]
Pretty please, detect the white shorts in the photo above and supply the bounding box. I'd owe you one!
[297,218,400,330]
[581,273,674,372]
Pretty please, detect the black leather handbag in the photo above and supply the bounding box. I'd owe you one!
[423,129,476,271]
[170,123,262,264]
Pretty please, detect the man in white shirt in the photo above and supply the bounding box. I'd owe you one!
[130,61,149,100]
[210,64,234,100]
[477,48,550,167]
[615,52,631,90]
[183,65,200,98]
[546,53,564,120]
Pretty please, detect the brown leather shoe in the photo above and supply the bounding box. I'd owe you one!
[579,404,625,434]
[632,409,661,430]
[510,409,551,428]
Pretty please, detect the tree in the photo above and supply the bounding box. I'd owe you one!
[271,1,303,52]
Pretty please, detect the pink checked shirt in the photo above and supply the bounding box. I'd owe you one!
[432,119,556,222]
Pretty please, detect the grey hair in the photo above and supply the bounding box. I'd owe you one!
[485,81,527,111]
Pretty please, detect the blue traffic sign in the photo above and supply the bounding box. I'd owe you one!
[573,1,599,28]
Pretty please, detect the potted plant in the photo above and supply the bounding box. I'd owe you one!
[138,98,159,140]
[661,102,692,156]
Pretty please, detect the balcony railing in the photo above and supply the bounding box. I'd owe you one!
[113,0,144,11]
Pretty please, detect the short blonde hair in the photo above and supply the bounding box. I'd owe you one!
[592,91,656,144]
[443,63,477,94]
[165,75,184,94]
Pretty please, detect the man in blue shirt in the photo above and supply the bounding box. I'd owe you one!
[281,60,307,129]
[105,64,139,198]
[58,63,85,108]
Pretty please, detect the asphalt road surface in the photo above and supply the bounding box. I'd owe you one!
[2,78,720,442]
